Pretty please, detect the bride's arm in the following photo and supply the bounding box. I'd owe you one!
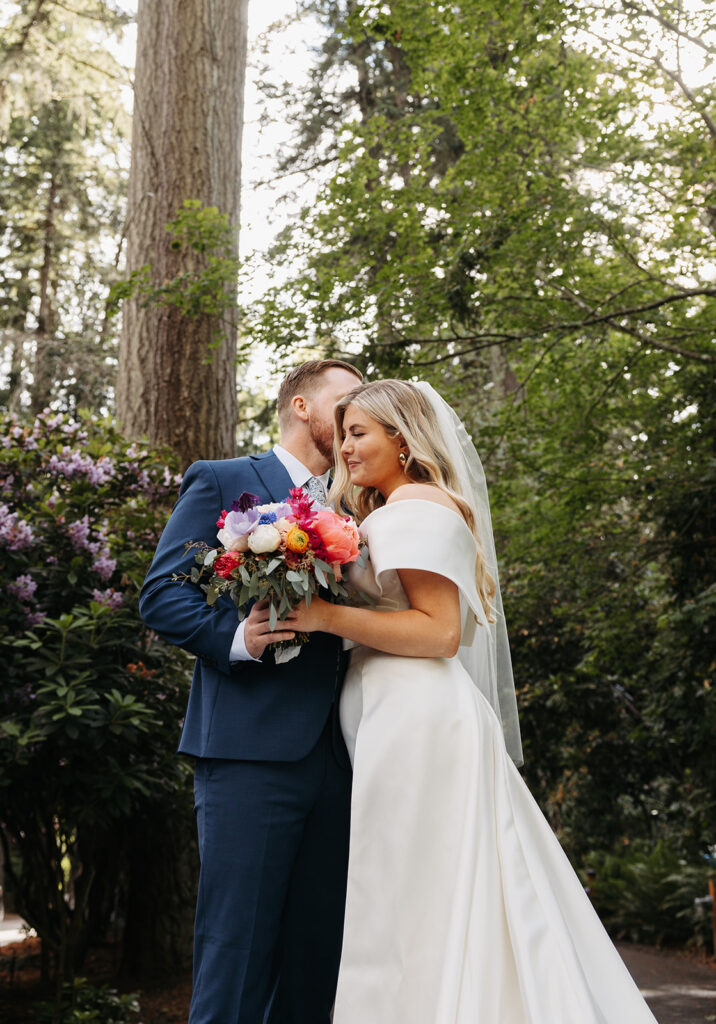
[291,568,462,659]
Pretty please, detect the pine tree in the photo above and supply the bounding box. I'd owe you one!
[116,0,249,468]
[0,1,131,414]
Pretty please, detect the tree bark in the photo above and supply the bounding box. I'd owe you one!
[120,807,198,980]
[117,0,248,468]
[30,167,57,415]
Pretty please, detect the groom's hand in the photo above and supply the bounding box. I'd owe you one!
[243,599,298,659]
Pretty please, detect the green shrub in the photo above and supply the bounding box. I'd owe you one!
[582,840,714,951]
[0,409,192,986]
[35,978,141,1023]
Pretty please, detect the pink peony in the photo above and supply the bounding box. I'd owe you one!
[311,511,360,564]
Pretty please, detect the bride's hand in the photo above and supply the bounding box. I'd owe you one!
[291,596,330,634]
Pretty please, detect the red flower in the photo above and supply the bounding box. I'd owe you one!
[216,509,228,529]
[214,551,242,578]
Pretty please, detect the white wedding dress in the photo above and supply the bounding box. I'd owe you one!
[334,499,657,1024]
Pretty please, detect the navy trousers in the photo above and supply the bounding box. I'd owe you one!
[189,718,352,1024]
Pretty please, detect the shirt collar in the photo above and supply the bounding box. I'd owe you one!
[273,444,331,490]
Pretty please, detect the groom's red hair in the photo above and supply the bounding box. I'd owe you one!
[277,359,363,425]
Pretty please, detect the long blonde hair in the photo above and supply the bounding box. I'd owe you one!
[329,380,496,619]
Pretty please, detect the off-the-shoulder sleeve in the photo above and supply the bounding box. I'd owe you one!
[361,499,486,643]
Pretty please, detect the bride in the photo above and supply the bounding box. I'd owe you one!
[291,379,657,1024]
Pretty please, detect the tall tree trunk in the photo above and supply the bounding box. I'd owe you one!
[119,806,198,980]
[117,0,248,468]
[30,169,57,415]
[5,278,30,413]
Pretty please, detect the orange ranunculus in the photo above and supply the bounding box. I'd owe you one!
[286,524,309,553]
[311,510,360,563]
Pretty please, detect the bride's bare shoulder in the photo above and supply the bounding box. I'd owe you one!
[386,483,461,516]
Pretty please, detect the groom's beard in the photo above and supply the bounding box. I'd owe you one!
[309,415,335,464]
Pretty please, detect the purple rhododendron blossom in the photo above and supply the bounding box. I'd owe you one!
[0,503,35,550]
[93,553,117,581]
[8,574,37,602]
[92,587,124,610]
[86,457,115,485]
[47,447,115,484]
[67,515,91,551]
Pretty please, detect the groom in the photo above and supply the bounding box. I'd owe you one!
[139,359,363,1024]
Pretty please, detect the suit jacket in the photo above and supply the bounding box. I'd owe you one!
[139,451,347,761]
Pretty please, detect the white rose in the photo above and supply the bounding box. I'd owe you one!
[217,528,250,552]
[248,524,281,554]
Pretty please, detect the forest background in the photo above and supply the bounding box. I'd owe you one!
[0,0,714,1010]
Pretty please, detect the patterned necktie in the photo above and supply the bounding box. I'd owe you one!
[304,475,328,508]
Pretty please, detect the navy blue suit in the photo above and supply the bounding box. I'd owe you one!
[139,451,351,1024]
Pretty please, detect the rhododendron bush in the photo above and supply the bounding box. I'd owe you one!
[0,410,193,983]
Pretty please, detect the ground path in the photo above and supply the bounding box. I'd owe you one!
[618,943,716,1023]
[2,916,714,1021]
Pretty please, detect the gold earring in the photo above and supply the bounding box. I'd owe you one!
[399,452,407,468]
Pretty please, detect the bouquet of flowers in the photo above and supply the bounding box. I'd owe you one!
[174,487,364,660]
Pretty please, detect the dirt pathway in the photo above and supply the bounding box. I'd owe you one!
[618,943,716,1023]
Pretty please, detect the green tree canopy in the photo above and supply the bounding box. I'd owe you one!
[245,0,715,857]
[0,0,131,414]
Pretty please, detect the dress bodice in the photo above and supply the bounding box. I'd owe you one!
[348,498,486,643]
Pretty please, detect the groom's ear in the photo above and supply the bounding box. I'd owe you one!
[290,394,309,423]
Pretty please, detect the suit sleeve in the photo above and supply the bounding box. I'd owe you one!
[139,460,241,675]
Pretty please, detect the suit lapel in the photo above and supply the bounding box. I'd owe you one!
[249,451,295,503]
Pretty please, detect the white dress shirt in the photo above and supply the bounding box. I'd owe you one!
[229,445,331,663]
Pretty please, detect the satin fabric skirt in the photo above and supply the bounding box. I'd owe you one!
[334,646,657,1024]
